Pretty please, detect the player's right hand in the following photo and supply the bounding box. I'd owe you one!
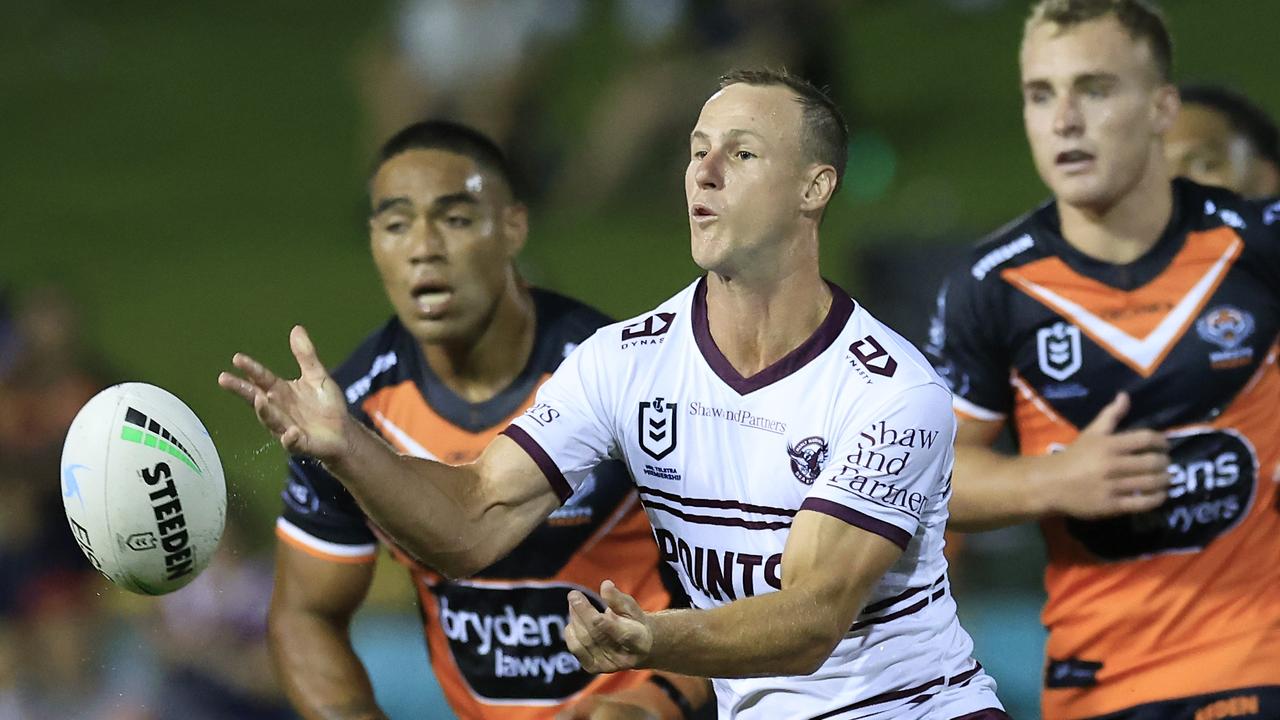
[218,325,355,463]
[1037,392,1171,519]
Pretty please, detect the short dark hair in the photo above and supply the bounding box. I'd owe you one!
[1179,84,1280,167]
[371,120,521,199]
[1026,0,1173,82]
[718,68,849,192]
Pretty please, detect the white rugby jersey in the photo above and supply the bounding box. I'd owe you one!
[504,278,1002,719]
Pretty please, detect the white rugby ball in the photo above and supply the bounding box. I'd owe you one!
[60,382,226,595]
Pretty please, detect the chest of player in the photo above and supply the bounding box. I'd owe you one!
[1000,260,1280,431]
[612,363,872,604]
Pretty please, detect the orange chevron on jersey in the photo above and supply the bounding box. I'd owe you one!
[362,375,551,465]
[929,181,1280,719]
[1000,227,1242,377]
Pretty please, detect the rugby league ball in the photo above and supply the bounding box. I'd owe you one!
[60,382,226,595]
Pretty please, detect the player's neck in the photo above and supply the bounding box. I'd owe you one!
[1056,161,1174,265]
[704,263,831,379]
[422,277,536,403]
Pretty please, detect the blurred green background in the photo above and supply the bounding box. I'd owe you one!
[2,1,1276,718]
[5,0,1276,525]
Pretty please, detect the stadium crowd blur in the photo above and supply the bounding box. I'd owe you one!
[1,0,1276,718]
[0,286,294,719]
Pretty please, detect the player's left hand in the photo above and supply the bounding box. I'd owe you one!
[564,580,654,674]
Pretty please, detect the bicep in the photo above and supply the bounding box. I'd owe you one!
[781,510,903,631]
[460,434,569,568]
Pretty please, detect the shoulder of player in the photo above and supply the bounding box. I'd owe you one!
[329,317,414,408]
[1176,178,1280,238]
[952,205,1052,287]
[580,281,695,353]
[844,305,949,391]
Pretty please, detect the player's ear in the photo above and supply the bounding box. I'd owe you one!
[800,164,838,214]
[501,202,529,257]
[1151,82,1180,135]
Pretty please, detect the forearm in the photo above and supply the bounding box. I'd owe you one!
[949,444,1054,532]
[324,421,503,576]
[269,611,386,720]
[645,589,845,678]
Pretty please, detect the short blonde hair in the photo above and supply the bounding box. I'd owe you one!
[1025,0,1173,81]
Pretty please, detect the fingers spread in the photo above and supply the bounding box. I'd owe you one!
[252,389,293,437]
[217,372,257,405]
[233,352,280,391]
[290,325,328,381]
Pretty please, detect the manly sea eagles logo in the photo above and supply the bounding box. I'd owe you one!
[787,436,829,485]
[1037,321,1082,381]
[638,397,678,460]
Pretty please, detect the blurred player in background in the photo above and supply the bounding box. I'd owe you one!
[929,1,1280,718]
[1165,83,1280,198]
[264,120,707,720]
[221,70,1007,719]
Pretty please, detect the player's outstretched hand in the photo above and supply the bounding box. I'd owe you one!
[217,325,353,462]
[563,580,654,675]
[1041,392,1172,519]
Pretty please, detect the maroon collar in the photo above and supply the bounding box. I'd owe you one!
[691,276,854,395]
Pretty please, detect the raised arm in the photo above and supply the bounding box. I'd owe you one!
[219,326,560,578]
[948,393,1172,532]
[563,509,902,678]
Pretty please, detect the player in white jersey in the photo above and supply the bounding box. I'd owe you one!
[219,69,1006,719]
[506,278,1001,719]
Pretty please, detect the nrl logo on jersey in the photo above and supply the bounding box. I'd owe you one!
[1196,305,1255,370]
[638,397,678,460]
[787,436,829,485]
[621,312,675,349]
[1037,322,1082,381]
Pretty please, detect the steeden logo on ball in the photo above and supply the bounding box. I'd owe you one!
[60,383,226,596]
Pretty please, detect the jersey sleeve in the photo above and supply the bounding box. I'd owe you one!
[276,456,379,564]
[925,268,1013,421]
[799,383,955,550]
[501,332,619,504]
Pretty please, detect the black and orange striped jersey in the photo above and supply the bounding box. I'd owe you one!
[928,180,1280,719]
[275,289,676,719]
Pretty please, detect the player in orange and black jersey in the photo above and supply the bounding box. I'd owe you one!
[928,2,1280,719]
[269,120,707,720]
